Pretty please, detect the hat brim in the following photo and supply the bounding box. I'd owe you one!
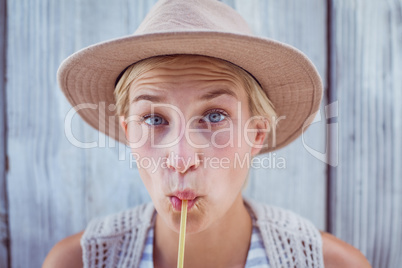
[57,31,322,154]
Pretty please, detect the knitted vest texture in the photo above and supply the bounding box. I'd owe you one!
[81,199,324,268]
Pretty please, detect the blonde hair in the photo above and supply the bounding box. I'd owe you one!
[114,54,277,122]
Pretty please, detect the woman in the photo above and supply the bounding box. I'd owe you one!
[44,0,371,267]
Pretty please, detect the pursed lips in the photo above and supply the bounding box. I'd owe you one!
[169,190,199,211]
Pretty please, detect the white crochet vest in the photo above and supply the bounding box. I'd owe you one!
[81,198,324,267]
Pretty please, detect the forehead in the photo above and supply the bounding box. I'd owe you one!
[129,55,248,99]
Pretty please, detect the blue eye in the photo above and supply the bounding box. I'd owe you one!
[202,110,227,123]
[143,115,167,126]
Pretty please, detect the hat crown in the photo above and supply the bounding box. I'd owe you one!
[134,0,253,35]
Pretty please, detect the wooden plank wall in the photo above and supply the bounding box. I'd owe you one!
[329,0,402,267]
[225,0,328,230]
[1,0,401,267]
[0,0,9,267]
[6,1,156,267]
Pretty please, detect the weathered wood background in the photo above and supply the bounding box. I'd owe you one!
[329,1,402,267]
[0,0,400,267]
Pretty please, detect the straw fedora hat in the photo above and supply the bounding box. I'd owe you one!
[57,0,322,154]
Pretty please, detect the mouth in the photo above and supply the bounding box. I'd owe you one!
[169,190,199,211]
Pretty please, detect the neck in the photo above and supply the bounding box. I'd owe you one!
[153,194,252,268]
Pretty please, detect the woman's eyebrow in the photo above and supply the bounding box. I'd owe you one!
[200,88,238,101]
[131,94,166,104]
[131,88,238,104]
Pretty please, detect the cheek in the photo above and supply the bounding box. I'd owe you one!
[137,167,154,193]
[130,147,166,200]
[125,121,150,146]
[204,119,251,184]
[209,123,252,163]
[205,149,249,193]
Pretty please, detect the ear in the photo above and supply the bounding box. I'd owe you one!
[119,116,128,138]
[250,118,269,156]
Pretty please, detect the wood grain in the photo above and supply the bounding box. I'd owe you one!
[222,0,328,230]
[6,1,155,267]
[6,1,327,267]
[5,0,401,267]
[0,0,9,266]
[329,0,402,267]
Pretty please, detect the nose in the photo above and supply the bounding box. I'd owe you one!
[166,133,202,174]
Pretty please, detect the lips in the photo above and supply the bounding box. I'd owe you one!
[173,190,198,200]
[170,190,199,211]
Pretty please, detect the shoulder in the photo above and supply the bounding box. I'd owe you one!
[320,230,372,268]
[42,231,84,268]
[42,204,154,268]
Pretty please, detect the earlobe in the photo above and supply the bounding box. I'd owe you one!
[250,118,269,156]
[250,131,266,156]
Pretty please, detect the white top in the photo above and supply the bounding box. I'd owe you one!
[81,198,324,267]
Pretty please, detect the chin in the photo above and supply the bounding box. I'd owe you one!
[168,212,210,234]
[160,202,212,234]
[186,215,212,234]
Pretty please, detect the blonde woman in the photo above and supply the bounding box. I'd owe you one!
[44,1,371,267]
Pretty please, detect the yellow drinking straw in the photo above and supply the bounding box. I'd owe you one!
[177,200,188,268]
